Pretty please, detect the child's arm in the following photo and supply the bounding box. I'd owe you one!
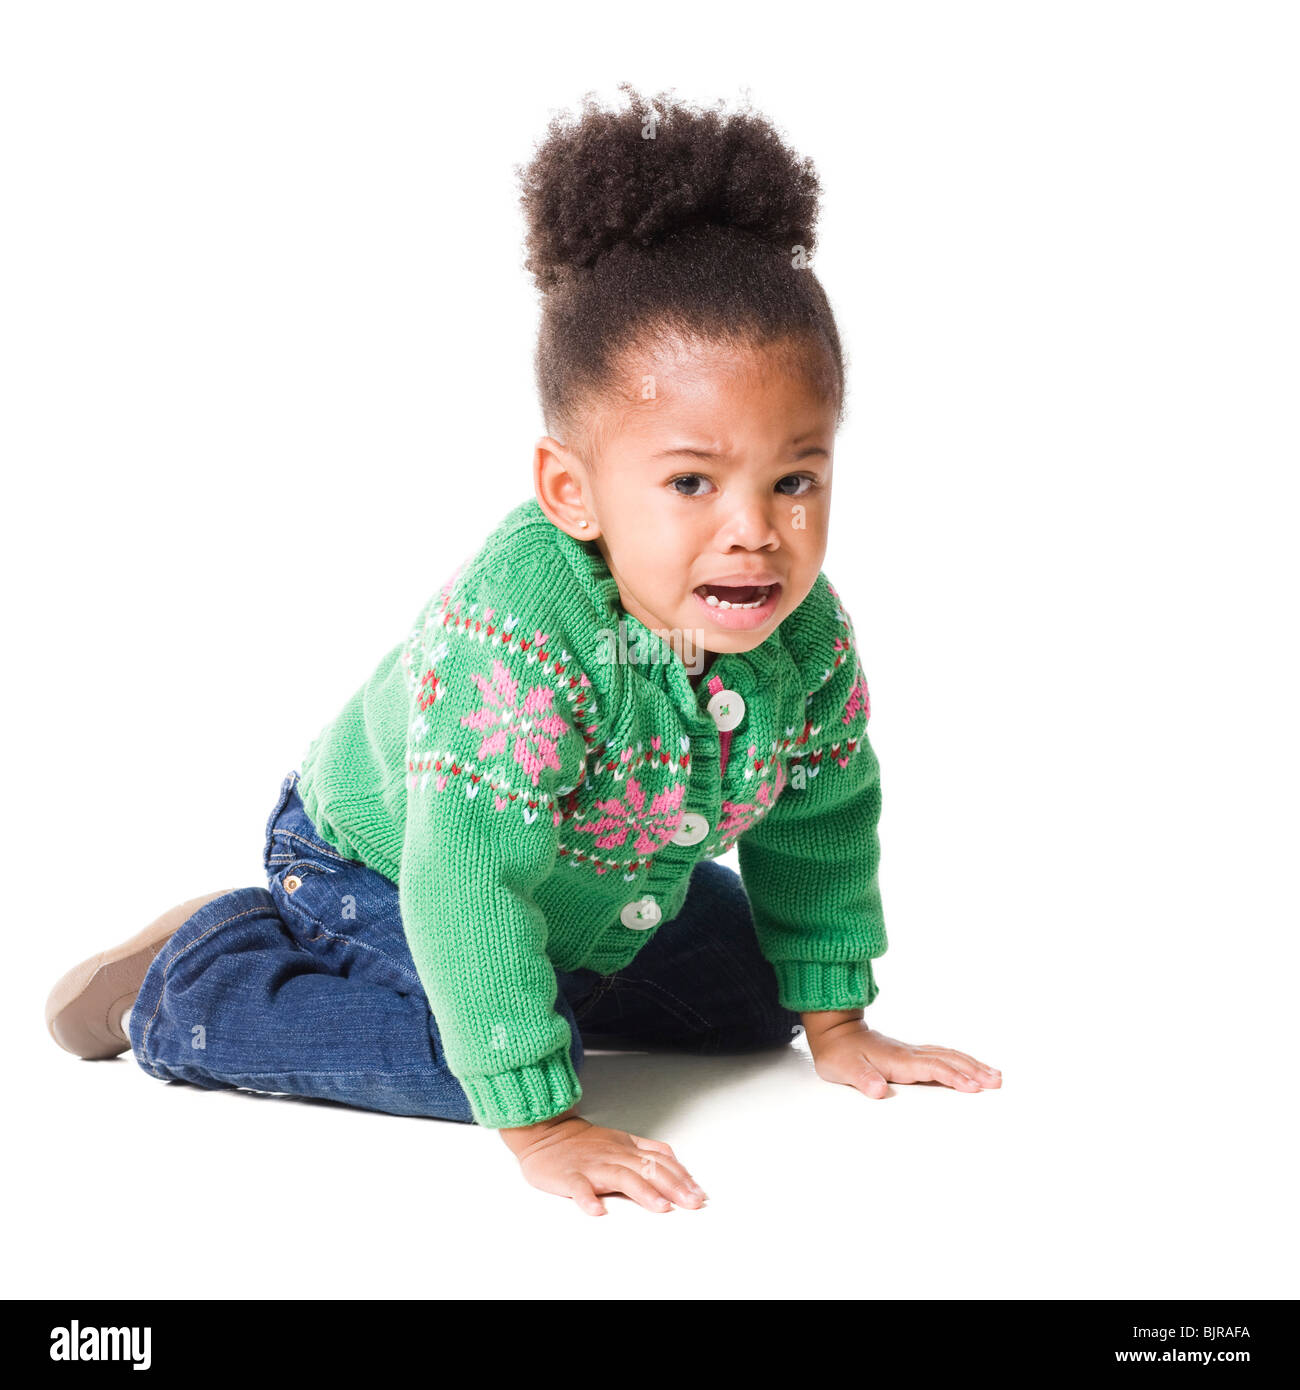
[396,570,590,1131]
[397,558,711,1209]
[738,583,1002,1097]
[736,584,888,1011]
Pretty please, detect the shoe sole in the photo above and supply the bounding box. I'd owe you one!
[45,889,241,1059]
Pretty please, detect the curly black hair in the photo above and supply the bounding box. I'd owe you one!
[517,85,846,460]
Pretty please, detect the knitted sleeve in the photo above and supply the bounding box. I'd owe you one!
[736,595,888,1014]
[397,565,590,1129]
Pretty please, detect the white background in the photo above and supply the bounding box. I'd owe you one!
[4,1,1296,1300]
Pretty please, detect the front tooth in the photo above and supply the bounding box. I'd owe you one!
[704,584,769,610]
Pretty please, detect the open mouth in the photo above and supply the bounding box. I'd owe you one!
[693,583,775,611]
[691,582,783,629]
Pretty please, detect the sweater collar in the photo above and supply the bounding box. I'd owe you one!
[512,496,797,724]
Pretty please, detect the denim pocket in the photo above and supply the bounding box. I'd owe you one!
[263,771,301,874]
[269,850,422,996]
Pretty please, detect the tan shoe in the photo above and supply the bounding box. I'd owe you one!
[45,889,240,1059]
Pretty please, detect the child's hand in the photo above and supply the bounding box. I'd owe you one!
[500,1112,709,1216]
[805,1019,1002,1098]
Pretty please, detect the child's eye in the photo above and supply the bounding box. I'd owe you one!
[669,474,716,498]
[775,473,822,497]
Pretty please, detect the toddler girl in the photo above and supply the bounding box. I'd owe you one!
[46,87,1000,1215]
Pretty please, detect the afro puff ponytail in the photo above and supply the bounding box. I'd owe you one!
[517,84,845,447]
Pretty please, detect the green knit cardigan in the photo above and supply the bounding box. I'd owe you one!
[297,496,887,1128]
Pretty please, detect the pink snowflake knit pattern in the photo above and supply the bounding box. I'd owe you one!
[461,657,571,789]
[571,776,687,853]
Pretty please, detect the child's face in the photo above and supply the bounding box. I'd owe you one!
[549,335,836,672]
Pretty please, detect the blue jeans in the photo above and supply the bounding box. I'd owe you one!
[128,769,802,1123]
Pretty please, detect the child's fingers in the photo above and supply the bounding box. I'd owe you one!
[922,1046,1001,1080]
[593,1162,678,1213]
[628,1135,707,1201]
[631,1150,708,1207]
[920,1057,982,1091]
[566,1175,607,1217]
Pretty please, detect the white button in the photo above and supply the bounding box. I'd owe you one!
[670,813,709,845]
[707,688,746,732]
[620,896,662,930]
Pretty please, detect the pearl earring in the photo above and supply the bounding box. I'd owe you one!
[579,520,589,529]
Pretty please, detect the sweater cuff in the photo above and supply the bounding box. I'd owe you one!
[773,959,879,1013]
[459,1050,583,1129]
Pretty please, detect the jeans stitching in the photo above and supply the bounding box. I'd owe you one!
[194,1068,448,1080]
[607,976,713,1033]
[266,824,423,994]
[571,972,618,1021]
[269,828,358,865]
[270,858,421,991]
[579,974,796,1050]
